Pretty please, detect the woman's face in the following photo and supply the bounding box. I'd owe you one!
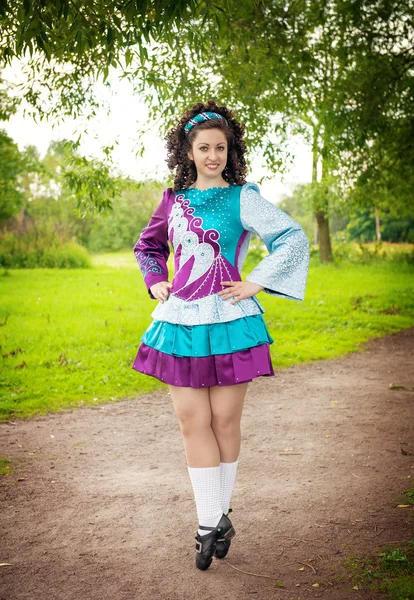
[187,128,228,183]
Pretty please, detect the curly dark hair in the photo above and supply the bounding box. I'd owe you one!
[165,99,248,192]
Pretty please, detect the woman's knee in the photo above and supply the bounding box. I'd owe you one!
[209,383,247,437]
[210,414,240,437]
[176,409,211,436]
[168,385,211,434]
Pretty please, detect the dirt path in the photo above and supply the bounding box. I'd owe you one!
[1,329,413,600]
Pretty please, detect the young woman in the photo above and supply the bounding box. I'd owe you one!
[132,100,310,571]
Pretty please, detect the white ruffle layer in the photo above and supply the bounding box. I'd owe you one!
[150,292,265,325]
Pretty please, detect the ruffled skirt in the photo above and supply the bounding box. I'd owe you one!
[132,313,275,388]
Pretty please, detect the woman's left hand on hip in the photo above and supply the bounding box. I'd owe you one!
[219,281,265,304]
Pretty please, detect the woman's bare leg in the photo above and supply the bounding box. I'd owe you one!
[209,382,249,517]
[209,382,249,462]
[168,384,220,467]
[168,384,224,542]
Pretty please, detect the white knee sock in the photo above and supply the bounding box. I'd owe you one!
[220,458,239,515]
[187,465,223,536]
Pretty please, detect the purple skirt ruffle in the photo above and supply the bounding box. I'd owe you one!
[132,342,275,388]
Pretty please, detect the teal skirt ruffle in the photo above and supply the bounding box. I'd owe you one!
[140,313,274,358]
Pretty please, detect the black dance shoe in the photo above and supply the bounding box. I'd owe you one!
[194,512,236,570]
[214,508,234,559]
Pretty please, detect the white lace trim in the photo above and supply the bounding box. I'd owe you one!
[150,292,265,325]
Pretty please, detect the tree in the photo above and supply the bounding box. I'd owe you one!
[326,1,414,224]
[0,129,25,221]
[0,0,203,67]
[0,73,20,121]
[127,0,413,261]
[0,0,246,120]
[18,138,164,251]
[1,1,412,261]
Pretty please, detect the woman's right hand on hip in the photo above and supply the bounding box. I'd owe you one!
[150,281,173,303]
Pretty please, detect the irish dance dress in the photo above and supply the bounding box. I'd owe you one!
[131,182,309,387]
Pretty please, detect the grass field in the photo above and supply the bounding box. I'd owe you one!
[1,249,413,422]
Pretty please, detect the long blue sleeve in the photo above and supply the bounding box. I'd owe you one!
[240,182,310,301]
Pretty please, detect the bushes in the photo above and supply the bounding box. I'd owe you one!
[310,240,414,265]
[249,234,413,267]
[0,227,91,269]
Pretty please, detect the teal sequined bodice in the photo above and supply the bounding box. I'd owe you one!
[175,184,244,267]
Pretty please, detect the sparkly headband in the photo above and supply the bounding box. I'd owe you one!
[184,111,228,134]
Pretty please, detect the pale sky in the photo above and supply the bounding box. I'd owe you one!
[2,63,313,203]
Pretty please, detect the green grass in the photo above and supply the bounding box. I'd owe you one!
[0,250,413,421]
[336,541,414,599]
[394,487,414,507]
[0,457,12,476]
[326,484,414,598]
[262,258,414,365]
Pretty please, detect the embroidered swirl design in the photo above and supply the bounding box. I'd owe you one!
[203,229,220,248]
[168,194,221,256]
[135,250,163,277]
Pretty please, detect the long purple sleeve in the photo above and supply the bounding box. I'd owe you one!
[133,189,171,300]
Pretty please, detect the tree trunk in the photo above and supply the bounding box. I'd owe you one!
[313,216,318,245]
[375,207,381,242]
[17,207,25,235]
[17,171,29,235]
[311,125,333,262]
[315,210,333,263]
